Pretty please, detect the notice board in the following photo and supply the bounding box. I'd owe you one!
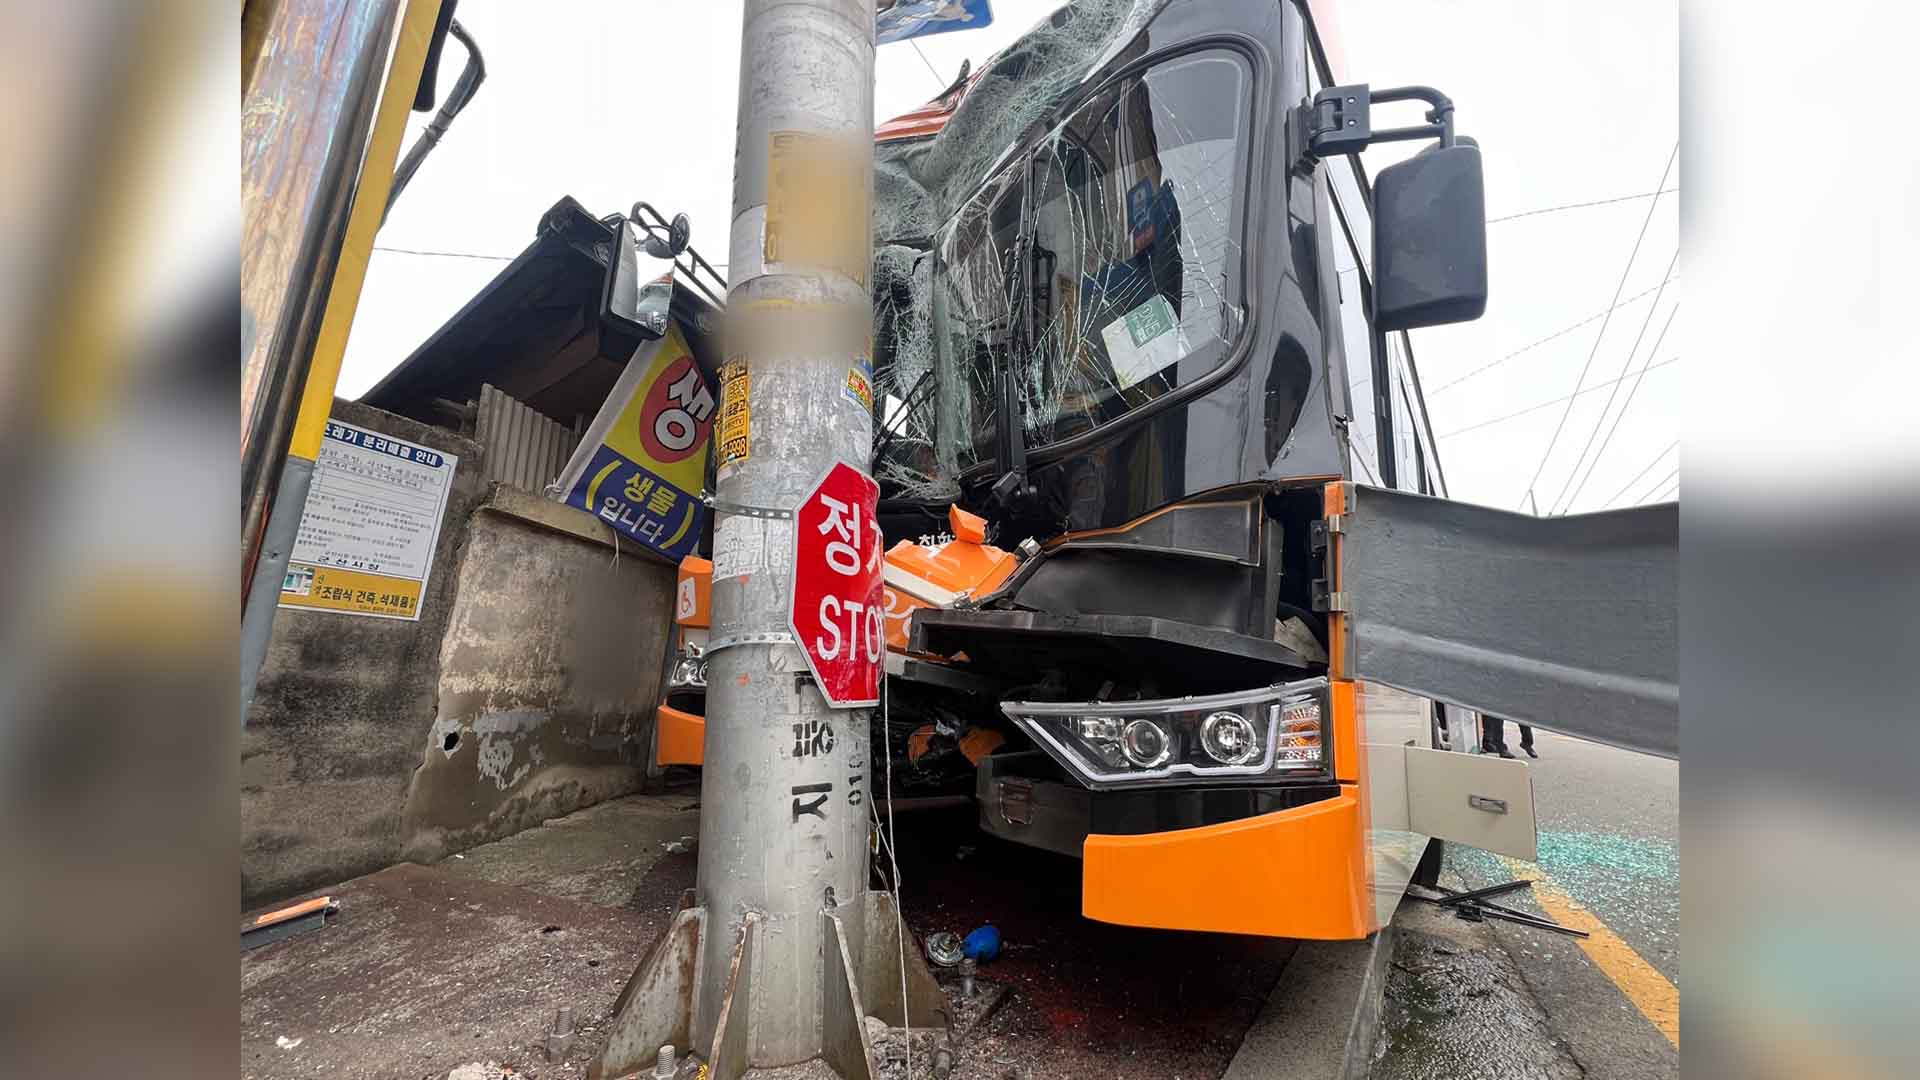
[279,419,459,621]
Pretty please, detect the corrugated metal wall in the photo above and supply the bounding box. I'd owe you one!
[476,384,578,494]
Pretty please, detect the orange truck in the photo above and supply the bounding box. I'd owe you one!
[654,0,1675,941]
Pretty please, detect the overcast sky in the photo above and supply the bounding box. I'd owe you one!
[343,0,1677,514]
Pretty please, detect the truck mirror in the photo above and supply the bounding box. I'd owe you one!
[602,218,675,340]
[1372,141,1487,332]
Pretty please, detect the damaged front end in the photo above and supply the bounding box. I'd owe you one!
[904,486,1360,941]
[656,503,1035,803]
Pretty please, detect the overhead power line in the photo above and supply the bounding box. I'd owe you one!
[373,245,731,273]
[1601,440,1678,509]
[1519,142,1679,510]
[909,40,946,91]
[1439,356,1679,439]
[1428,276,1677,395]
[1548,249,1681,514]
[1644,468,1681,504]
[1555,297,1680,514]
[374,244,515,261]
[1487,188,1679,225]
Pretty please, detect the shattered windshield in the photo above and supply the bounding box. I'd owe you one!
[920,50,1251,477]
[931,165,1025,477]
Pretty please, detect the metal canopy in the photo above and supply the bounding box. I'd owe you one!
[1337,485,1677,759]
[359,196,724,429]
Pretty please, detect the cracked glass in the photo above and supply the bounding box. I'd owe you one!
[921,49,1253,479]
[931,165,1025,478]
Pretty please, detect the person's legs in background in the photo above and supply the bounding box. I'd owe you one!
[1481,715,1514,758]
[1518,723,1537,758]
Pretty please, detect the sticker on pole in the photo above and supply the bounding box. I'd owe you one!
[789,461,885,708]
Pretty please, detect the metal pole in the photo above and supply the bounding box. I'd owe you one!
[241,0,403,602]
[241,0,450,720]
[695,0,875,1067]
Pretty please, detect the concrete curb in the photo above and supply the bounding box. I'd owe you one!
[1223,926,1395,1080]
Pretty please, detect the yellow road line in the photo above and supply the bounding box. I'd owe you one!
[1499,855,1679,1047]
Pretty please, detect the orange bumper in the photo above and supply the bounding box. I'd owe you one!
[1081,788,1374,940]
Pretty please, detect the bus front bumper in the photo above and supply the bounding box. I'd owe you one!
[979,751,1374,940]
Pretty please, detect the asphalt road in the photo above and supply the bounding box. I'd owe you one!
[1505,727,1679,984]
[1376,728,1679,1079]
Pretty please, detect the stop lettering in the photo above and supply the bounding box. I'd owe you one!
[789,461,884,707]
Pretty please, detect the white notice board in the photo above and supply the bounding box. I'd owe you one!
[278,420,459,621]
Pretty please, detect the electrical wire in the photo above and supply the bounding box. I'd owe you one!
[1638,466,1680,503]
[1439,357,1678,439]
[374,245,729,273]
[1555,299,1680,513]
[1645,470,1680,503]
[1600,440,1678,509]
[1518,142,1678,510]
[1547,250,1680,514]
[879,674,911,1078]
[372,244,515,261]
[909,39,946,92]
[1487,188,1679,225]
[1427,277,1676,395]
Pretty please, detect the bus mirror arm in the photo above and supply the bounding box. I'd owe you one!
[1293,81,1486,331]
[1299,83,1457,163]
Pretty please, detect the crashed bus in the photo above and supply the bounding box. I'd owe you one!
[632,0,1675,943]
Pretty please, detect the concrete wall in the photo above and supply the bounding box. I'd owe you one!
[243,400,678,907]
[397,485,678,866]
[242,400,486,905]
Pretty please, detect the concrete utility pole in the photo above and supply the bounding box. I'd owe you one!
[594,3,944,1077]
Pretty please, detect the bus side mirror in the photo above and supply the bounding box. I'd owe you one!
[1372,141,1488,331]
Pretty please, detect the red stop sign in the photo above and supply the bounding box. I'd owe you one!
[789,461,885,707]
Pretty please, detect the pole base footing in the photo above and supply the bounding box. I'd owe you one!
[590,890,948,1080]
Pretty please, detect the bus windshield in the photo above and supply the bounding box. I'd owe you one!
[898,49,1252,492]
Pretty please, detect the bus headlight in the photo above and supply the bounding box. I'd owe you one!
[1200,710,1260,765]
[1001,678,1329,790]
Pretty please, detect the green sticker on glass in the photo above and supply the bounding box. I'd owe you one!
[1124,294,1176,346]
[1100,295,1184,390]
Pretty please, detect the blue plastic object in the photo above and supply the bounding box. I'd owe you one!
[962,924,1001,963]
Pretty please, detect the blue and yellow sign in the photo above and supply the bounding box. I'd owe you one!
[560,324,711,561]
